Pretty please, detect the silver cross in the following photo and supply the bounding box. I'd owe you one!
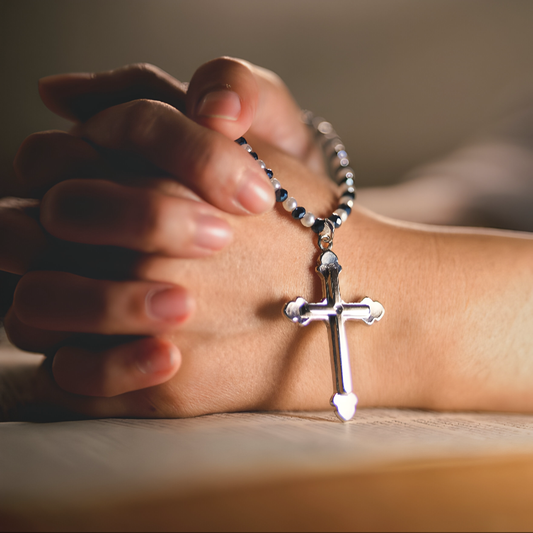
[284,250,384,422]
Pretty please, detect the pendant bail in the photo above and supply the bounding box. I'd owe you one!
[318,219,335,251]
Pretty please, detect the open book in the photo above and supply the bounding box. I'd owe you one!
[2,337,533,531]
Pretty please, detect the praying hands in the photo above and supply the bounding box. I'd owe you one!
[2,58,533,420]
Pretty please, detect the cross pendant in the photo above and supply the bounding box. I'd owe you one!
[284,250,384,422]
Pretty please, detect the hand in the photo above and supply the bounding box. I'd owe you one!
[6,135,343,418]
[18,59,323,210]
[4,58,327,401]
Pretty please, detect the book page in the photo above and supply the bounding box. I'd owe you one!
[4,338,533,508]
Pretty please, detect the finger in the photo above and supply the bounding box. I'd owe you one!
[186,57,313,162]
[0,197,47,275]
[38,63,187,122]
[25,357,181,420]
[52,337,180,397]
[4,305,179,400]
[3,306,71,353]
[14,130,111,196]
[40,179,233,257]
[14,130,204,201]
[75,99,275,215]
[34,238,144,281]
[13,271,193,335]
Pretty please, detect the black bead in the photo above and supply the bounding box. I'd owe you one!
[329,214,342,228]
[275,188,288,202]
[265,168,273,178]
[250,151,259,160]
[292,206,306,219]
[338,204,352,215]
[235,137,247,145]
[311,218,326,234]
[342,190,356,199]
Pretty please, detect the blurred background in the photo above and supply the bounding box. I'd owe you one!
[2,0,533,225]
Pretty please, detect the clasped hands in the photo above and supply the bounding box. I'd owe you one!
[1,57,338,418]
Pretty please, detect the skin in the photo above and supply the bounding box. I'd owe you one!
[3,60,533,419]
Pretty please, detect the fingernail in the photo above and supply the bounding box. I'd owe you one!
[136,343,178,374]
[197,90,241,121]
[235,171,276,214]
[195,214,233,250]
[146,287,191,322]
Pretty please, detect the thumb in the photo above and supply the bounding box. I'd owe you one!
[186,57,312,161]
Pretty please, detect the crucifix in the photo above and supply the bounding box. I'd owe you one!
[283,247,384,422]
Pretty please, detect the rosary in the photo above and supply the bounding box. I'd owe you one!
[235,112,384,422]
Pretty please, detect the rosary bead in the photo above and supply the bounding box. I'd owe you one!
[275,188,288,202]
[317,121,334,135]
[301,212,316,227]
[329,214,342,228]
[257,159,266,169]
[244,144,253,153]
[311,218,326,234]
[265,168,273,178]
[335,208,348,223]
[250,151,259,160]
[336,167,355,182]
[236,137,247,145]
[335,150,349,168]
[339,176,355,187]
[340,183,356,196]
[339,196,354,208]
[342,189,356,200]
[283,197,298,212]
[338,203,352,215]
[270,178,281,190]
[292,206,306,219]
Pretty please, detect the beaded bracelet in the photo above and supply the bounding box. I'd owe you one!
[235,111,356,235]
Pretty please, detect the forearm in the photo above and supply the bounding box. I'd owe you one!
[341,209,533,411]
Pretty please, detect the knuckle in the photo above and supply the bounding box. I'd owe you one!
[126,62,165,82]
[40,179,90,233]
[122,99,158,149]
[122,99,171,151]
[201,56,245,74]
[13,132,54,182]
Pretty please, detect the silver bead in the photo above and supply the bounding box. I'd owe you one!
[340,195,354,208]
[336,151,349,167]
[244,144,253,153]
[283,197,297,212]
[301,212,316,227]
[317,121,333,135]
[257,159,266,169]
[340,184,356,195]
[335,208,348,222]
[270,178,281,190]
[336,167,355,182]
